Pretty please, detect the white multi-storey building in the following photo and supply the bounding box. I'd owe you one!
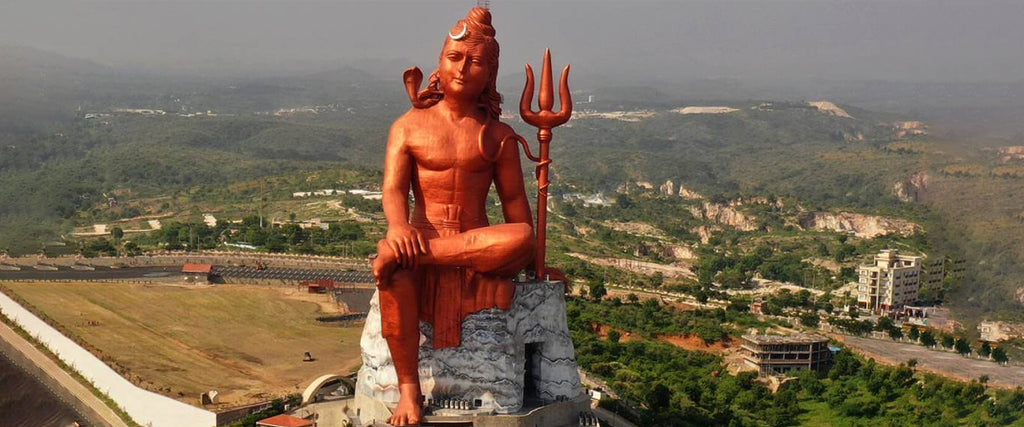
[857,249,922,313]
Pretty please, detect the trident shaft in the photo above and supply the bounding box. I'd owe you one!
[520,49,571,279]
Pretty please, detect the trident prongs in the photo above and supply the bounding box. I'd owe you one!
[520,49,572,130]
[519,49,571,279]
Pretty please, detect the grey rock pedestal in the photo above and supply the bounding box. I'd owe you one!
[354,280,583,424]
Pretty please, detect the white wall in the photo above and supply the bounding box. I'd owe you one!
[0,292,217,427]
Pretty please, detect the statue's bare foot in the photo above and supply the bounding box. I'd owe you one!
[388,383,422,426]
[373,239,399,286]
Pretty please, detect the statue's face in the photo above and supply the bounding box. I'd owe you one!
[438,39,491,102]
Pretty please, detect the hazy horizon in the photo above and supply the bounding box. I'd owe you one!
[2,0,1023,85]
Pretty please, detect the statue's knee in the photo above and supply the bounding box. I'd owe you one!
[511,223,536,253]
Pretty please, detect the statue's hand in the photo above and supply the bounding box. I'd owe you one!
[385,224,427,269]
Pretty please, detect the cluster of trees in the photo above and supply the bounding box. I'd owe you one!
[696,245,825,289]
[567,297,734,344]
[567,296,1024,426]
[802,352,1024,425]
[573,325,797,426]
[830,317,1011,364]
[0,104,392,256]
[903,325,1010,364]
[126,216,376,257]
[829,316,878,336]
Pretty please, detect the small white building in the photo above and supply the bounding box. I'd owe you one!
[348,189,383,200]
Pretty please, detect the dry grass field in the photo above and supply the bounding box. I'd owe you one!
[3,281,364,408]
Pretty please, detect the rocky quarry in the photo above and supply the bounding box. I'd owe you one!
[798,212,921,238]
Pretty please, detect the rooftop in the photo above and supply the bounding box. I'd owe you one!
[181,263,213,274]
[256,414,314,427]
[742,333,830,345]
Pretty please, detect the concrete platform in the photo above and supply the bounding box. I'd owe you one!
[355,280,584,424]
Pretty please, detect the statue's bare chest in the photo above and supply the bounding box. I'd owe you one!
[405,123,495,174]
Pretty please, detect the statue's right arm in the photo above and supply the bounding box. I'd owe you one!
[381,119,427,268]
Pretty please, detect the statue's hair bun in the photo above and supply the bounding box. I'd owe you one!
[466,7,495,37]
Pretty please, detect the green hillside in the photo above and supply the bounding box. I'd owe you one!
[1,49,1022,330]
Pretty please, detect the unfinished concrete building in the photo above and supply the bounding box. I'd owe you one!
[741,333,833,376]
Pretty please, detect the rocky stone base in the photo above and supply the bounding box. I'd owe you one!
[354,279,582,422]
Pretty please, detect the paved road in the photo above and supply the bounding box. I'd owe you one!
[0,265,376,285]
[0,265,178,281]
[0,322,130,427]
[842,335,1024,388]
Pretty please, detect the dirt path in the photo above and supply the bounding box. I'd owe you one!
[0,322,130,427]
[278,287,348,314]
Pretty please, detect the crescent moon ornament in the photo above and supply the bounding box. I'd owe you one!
[449,23,468,40]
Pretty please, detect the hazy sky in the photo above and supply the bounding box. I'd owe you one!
[2,0,1023,83]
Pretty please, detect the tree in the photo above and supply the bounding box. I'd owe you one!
[993,347,1009,364]
[955,338,972,356]
[800,313,820,328]
[122,241,140,256]
[110,226,125,256]
[875,316,894,332]
[607,330,621,343]
[941,334,955,349]
[111,226,124,241]
[887,327,904,341]
[626,293,640,304]
[817,241,830,257]
[589,283,607,301]
[920,331,936,347]
[650,272,664,288]
[717,268,748,288]
[979,341,992,358]
[833,243,857,262]
[561,203,577,217]
[909,325,920,342]
[616,194,634,209]
[646,383,671,411]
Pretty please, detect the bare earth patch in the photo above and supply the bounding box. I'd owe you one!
[277,286,350,314]
[3,281,363,409]
[657,333,731,353]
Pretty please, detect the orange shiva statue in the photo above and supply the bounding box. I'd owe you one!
[371,7,536,426]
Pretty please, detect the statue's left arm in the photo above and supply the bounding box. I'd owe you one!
[493,127,534,228]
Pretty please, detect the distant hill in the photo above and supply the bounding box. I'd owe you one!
[0,45,111,131]
[1,46,1023,329]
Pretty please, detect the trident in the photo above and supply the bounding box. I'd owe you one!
[520,49,571,280]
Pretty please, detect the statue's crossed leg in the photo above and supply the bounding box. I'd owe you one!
[373,222,534,425]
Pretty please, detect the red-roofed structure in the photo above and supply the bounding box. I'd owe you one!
[256,414,315,427]
[305,279,338,294]
[181,263,214,283]
[181,263,214,274]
